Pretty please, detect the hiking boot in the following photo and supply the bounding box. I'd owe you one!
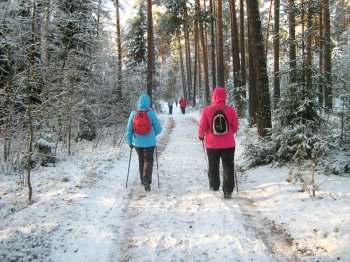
[224,192,232,199]
[144,182,151,192]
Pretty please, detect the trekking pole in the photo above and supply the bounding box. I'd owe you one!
[234,160,239,193]
[201,140,210,186]
[126,147,133,188]
[156,146,159,188]
[201,140,208,169]
[234,172,239,193]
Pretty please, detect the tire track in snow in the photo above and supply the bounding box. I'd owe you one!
[189,116,302,260]
[187,117,301,260]
[211,191,303,261]
[183,116,303,261]
[109,114,218,261]
[107,116,175,261]
[109,114,269,261]
[108,113,300,261]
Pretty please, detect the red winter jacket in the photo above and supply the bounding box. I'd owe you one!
[198,87,239,149]
[179,99,187,108]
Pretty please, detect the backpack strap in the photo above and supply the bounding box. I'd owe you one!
[135,109,150,119]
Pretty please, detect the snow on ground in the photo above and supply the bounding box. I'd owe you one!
[0,102,349,262]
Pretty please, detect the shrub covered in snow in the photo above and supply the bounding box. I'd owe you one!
[35,136,56,167]
[242,81,349,176]
[18,131,56,170]
[75,103,96,142]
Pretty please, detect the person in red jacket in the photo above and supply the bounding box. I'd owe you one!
[179,97,187,114]
[198,87,239,199]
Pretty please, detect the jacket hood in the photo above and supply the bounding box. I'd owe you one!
[138,93,151,110]
[212,87,227,107]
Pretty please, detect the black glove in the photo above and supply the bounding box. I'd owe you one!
[199,137,204,141]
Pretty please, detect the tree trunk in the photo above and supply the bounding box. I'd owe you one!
[178,35,187,99]
[240,0,246,86]
[147,0,153,101]
[229,0,243,116]
[215,0,224,87]
[4,119,11,163]
[115,0,123,101]
[198,42,203,105]
[301,0,306,95]
[306,2,313,92]
[318,6,324,106]
[184,4,192,101]
[323,0,332,110]
[246,0,272,137]
[26,72,33,205]
[247,13,257,125]
[197,0,210,105]
[273,0,280,109]
[67,81,73,156]
[43,0,51,127]
[97,0,102,33]
[3,81,12,163]
[265,0,273,58]
[27,0,40,204]
[193,22,199,107]
[184,29,191,100]
[289,0,296,84]
[209,0,216,89]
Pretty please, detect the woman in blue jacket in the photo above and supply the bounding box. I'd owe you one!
[126,94,162,191]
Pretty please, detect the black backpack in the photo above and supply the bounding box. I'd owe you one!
[212,106,228,135]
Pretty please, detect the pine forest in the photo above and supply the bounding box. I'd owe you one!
[1,1,350,261]
[1,0,350,209]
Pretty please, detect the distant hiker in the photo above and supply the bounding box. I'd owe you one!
[175,98,178,107]
[126,93,162,191]
[167,96,174,115]
[198,87,239,199]
[179,97,187,114]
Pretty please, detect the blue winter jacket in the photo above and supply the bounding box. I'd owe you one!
[126,94,162,148]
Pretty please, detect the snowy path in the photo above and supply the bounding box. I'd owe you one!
[0,108,300,262]
[106,112,277,261]
[3,108,348,262]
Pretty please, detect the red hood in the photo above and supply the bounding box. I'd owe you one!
[212,87,227,108]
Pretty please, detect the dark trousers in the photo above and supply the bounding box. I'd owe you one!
[135,146,155,184]
[169,106,173,114]
[207,147,235,193]
[180,107,185,114]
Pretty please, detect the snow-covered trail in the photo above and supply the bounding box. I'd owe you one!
[1,106,349,262]
[107,111,276,262]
